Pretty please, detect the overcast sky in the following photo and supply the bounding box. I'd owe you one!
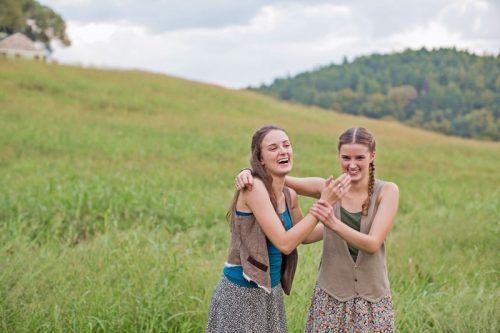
[40,0,500,89]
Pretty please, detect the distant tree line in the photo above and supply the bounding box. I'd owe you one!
[0,0,70,52]
[252,48,500,140]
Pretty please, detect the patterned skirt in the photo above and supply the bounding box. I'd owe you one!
[305,283,394,333]
[206,276,288,333]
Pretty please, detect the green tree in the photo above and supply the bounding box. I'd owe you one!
[0,0,24,33]
[0,0,70,52]
[252,48,500,140]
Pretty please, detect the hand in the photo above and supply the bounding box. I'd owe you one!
[310,200,338,229]
[320,174,351,205]
[309,200,333,223]
[235,168,253,191]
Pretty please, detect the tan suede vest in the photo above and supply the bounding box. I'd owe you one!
[225,187,298,295]
[318,179,391,302]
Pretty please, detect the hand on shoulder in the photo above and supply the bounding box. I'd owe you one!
[241,178,268,198]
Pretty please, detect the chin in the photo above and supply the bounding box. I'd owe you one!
[278,169,292,176]
[272,168,291,177]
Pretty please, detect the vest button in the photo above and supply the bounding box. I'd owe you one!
[354,278,358,282]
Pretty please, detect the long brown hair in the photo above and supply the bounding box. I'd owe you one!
[226,125,286,224]
[338,127,376,216]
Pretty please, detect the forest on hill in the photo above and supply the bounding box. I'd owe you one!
[252,48,499,140]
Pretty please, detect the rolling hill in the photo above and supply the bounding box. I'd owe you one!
[0,59,498,332]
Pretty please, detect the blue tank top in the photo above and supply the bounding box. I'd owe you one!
[223,208,293,288]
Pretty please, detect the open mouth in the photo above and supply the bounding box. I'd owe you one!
[278,158,289,165]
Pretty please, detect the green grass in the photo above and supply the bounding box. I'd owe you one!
[0,59,499,332]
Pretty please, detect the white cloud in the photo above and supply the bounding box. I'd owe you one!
[43,0,500,88]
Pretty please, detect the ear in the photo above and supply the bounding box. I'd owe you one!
[370,151,376,163]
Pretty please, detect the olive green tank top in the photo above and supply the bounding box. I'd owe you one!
[340,207,362,262]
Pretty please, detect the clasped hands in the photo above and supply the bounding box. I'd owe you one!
[310,174,351,227]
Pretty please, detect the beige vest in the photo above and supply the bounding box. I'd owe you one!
[226,187,298,295]
[318,179,391,302]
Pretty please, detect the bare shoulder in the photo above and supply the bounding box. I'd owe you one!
[238,178,270,212]
[252,178,266,190]
[242,178,268,198]
[379,181,399,202]
[382,181,399,193]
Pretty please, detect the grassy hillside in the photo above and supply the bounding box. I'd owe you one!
[0,59,499,332]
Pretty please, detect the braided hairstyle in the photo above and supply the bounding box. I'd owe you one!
[338,128,376,216]
[227,125,286,224]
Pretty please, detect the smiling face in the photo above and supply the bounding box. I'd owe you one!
[339,143,374,183]
[259,129,293,177]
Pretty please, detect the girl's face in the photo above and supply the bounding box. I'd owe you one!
[339,143,374,182]
[260,130,293,177]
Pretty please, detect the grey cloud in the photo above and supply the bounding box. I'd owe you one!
[440,1,500,40]
[40,0,338,31]
[348,0,452,37]
[41,0,497,40]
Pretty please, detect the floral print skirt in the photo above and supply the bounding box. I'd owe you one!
[305,283,394,333]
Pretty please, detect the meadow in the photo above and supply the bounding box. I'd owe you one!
[0,59,498,332]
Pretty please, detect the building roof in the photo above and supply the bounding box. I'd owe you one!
[0,32,40,52]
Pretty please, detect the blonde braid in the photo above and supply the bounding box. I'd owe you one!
[362,161,375,216]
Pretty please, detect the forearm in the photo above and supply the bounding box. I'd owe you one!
[302,224,324,244]
[279,213,319,254]
[285,176,324,198]
[327,218,382,253]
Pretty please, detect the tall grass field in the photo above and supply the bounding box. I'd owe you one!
[0,59,499,332]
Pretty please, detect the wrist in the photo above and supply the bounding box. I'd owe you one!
[329,216,340,231]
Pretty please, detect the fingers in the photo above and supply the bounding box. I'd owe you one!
[332,173,351,188]
[332,173,351,198]
[244,174,253,191]
[235,170,254,191]
[310,206,326,221]
[310,201,333,221]
[324,175,334,187]
[320,173,351,204]
[338,173,351,189]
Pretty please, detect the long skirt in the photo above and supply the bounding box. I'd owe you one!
[206,276,288,333]
[305,283,394,333]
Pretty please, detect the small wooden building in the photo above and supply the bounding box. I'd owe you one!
[0,32,46,60]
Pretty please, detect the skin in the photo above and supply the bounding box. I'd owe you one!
[236,129,346,255]
[236,141,399,253]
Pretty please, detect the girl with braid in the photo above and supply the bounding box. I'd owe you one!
[235,127,399,332]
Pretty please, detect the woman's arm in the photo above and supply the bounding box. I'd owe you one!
[285,176,325,198]
[289,188,325,244]
[313,182,399,253]
[302,224,325,244]
[243,179,340,254]
[236,169,351,200]
[287,174,350,199]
